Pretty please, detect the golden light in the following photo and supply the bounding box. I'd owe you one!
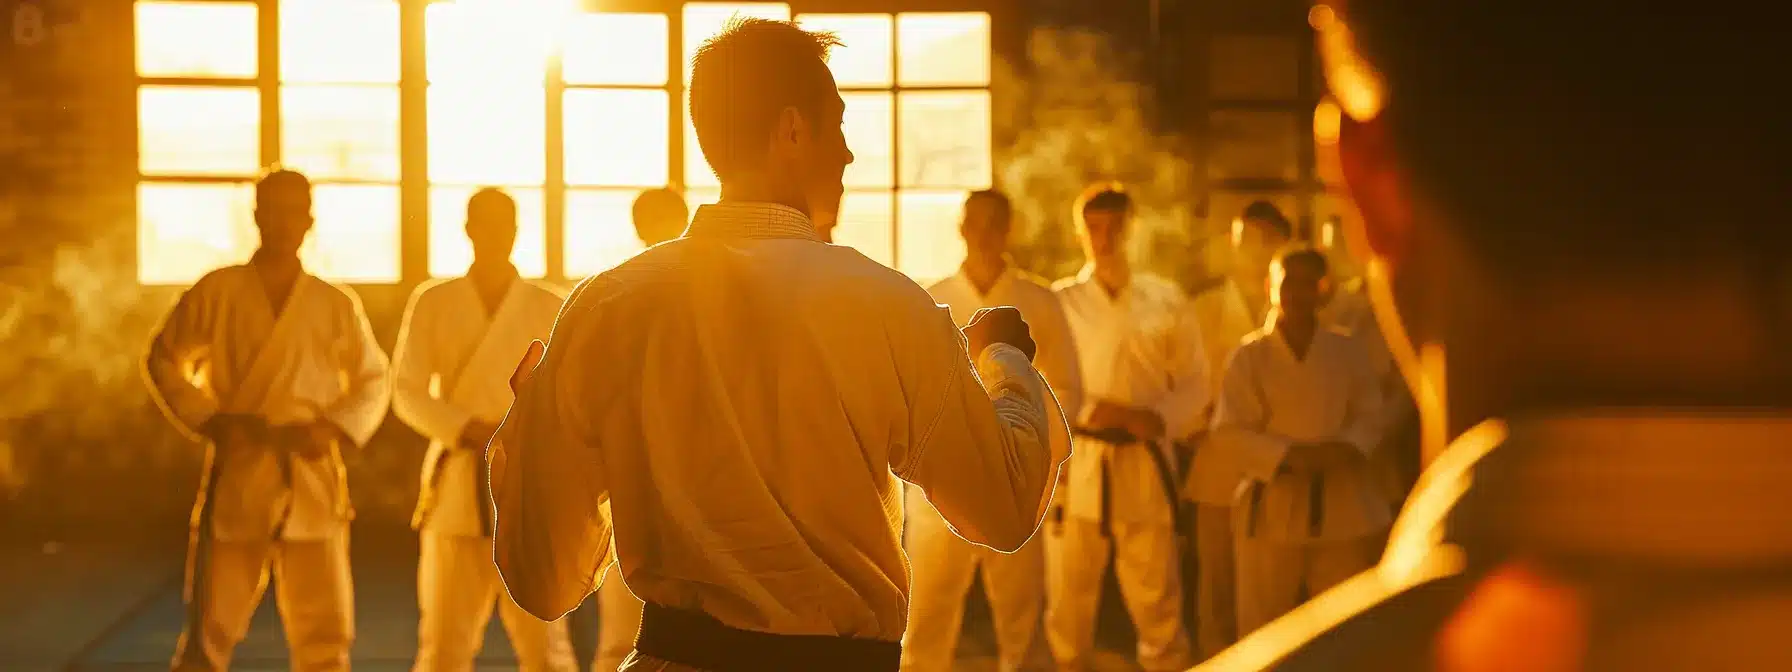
[1310,3,1386,122]
[134,2,995,285]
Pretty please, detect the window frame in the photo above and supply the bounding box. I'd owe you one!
[132,0,1003,288]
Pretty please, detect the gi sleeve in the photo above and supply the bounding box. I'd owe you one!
[1336,342,1389,458]
[893,305,1070,553]
[143,282,221,441]
[491,281,615,622]
[1154,305,1213,441]
[391,287,475,446]
[321,291,393,448]
[1209,345,1296,483]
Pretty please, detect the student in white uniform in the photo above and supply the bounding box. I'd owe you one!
[1180,201,1291,658]
[145,169,392,672]
[394,188,576,672]
[1208,246,1388,634]
[591,188,689,672]
[1047,184,1201,671]
[902,190,1083,672]
[488,19,1070,672]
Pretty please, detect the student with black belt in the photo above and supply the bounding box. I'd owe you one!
[487,18,1069,672]
[1207,246,1389,635]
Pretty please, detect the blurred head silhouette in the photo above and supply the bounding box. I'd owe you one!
[632,188,689,247]
[1075,183,1132,264]
[465,187,518,266]
[961,190,1013,270]
[254,168,313,260]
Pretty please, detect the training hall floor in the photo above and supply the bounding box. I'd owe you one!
[0,525,1145,671]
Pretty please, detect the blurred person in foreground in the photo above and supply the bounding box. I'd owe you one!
[901,189,1083,672]
[1206,246,1389,634]
[1180,200,1295,658]
[1047,184,1203,671]
[590,187,689,672]
[393,188,575,672]
[1200,2,1791,671]
[489,18,1069,672]
[145,168,392,671]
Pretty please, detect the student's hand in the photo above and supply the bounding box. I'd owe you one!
[460,420,500,451]
[510,340,547,394]
[963,306,1037,362]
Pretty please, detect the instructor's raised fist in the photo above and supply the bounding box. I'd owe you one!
[962,306,1036,362]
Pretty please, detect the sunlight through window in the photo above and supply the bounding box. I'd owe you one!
[280,86,401,181]
[562,12,668,86]
[137,183,257,285]
[897,190,970,283]
[429,186,548,279]
[796,14,893,88]
[428,86,547,186]
[280,0,399,84]
[306,185,402,283]
[135,1,257,78]
[564,89,670,187]
[564,189,648,279]
[138,86,260,177]
[843,93,895,188]
[899,91,993,189]
[897,13,991,87]
[836,191,896,267]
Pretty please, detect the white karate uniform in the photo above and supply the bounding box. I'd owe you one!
[392,275,578,672]
[488,203,1069,651]
[1208,324,1390,635]
[1179,278,1264,659]
[144,263,391,672]
[901,266,1084,672]
[1046,267,1205,671]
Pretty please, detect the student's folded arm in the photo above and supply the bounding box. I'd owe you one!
[490,294,614,622]
[1208,348,1297,482]
[1155,307,1214,441]
[390,291,475,445]
[143,282,221,442]
[895,308,1070,553]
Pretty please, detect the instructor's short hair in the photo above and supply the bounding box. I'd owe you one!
[1340,1,1776,274]
[688,18,842,183]
[1271,245,1330,277]
[1075,182,1132,219]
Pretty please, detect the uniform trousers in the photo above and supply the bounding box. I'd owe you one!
[171,526,354,671]
[413,533,577,672]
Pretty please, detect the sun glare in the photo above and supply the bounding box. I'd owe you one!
[135,1,994,285]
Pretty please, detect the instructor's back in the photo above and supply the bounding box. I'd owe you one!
[489,19,1070,672]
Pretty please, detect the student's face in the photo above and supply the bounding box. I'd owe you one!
[466,200,519,261]
[1272,259,1328,319]
[961,197,1012,266]
[1081,208,1129,259]
[254,183,314,258]
[789,72,853,226]
[1233,217,1289,285]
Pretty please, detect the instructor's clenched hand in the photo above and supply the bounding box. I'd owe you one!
[962,306,1036,362]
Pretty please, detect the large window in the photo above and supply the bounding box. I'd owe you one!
[134,1,992,285]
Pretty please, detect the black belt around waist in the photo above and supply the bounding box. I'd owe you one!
[635,603,900,672]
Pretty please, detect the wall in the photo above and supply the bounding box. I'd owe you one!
[0,0,1319,533]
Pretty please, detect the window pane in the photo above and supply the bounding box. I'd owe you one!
[833,191,894,268]
[428,86,546,185]
[138,86,261,177]
[564,189,646,278]
[426,1,561,84]
[1207,110,1300,182]
[686,189,721,212]
[795,14,892,88]
[562,12,668,86]
[281,0,399,84]
[137,182,256,285]
[898,91,991,189]
[843,92,893,188]
[135,1,257,78]
[896,13,989,87]
[565,89,669,187]
[897,189,967,283]
[684,3,790,83]
[305,184,401,283]
[429,186,547,278]
[281,86,400,181]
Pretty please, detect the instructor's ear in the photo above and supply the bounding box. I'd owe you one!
[510,340,546,394]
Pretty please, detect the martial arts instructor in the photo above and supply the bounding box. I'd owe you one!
[489,18,1071,672]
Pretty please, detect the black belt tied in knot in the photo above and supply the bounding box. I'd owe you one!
[635,603,901,672]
